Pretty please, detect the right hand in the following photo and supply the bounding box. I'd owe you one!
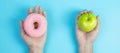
[20,6,47,49]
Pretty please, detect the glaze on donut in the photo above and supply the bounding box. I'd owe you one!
[24,13,47,37]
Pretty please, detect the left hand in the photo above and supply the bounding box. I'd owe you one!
[76,9,100,46]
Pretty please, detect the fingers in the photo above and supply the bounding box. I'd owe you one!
[28,6,46,17]
[43,11,46,17]
[95,16,100,31]
[76,9,88,31]
[87,16,100,39]
[77,9,88,20]
[19,20,25,35]
[39,6,46,17]
[89,10,93,14]
[19,20,31,41]
[89,16,100,34]
[87,15,100,31]
[28,7,38,14]
[83,9,87,14]
[76,11,83,21]
[28,8,32,14]
[78,11,83,17]
[39,6,42,14]
[93,16,100,31]
[34,6,38,13]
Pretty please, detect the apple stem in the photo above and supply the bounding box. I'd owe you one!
[87,12,90,21]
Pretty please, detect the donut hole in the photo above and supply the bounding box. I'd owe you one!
[33,22,39,29]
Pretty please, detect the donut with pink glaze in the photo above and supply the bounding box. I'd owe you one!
[24,13,47,37]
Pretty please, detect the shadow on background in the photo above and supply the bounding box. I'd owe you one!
[44,6,55,53]
[9,5,30,53]
[64,9,83,53]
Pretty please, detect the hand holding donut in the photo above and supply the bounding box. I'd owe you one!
[20,6,47,53]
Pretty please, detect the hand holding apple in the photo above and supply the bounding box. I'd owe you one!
[76,10,100,53]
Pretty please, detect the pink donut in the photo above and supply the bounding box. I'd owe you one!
[24,13,47,37]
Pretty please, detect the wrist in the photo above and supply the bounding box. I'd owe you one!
[85,43,93,53]
[29,46,44,53]
[79,45,85,53]
[79,43,93,53]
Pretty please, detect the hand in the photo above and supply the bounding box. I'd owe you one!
[19,6,47,53]
[76,10,100,53]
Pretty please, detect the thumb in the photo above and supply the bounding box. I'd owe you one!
[20,20,26,35]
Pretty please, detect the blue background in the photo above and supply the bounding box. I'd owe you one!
[0,0,120,53]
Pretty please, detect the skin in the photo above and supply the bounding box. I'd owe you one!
[19,7,99,53]
[20,6,47,53]
[76,10,100,53]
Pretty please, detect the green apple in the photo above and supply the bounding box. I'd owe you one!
[78,12,97,32]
